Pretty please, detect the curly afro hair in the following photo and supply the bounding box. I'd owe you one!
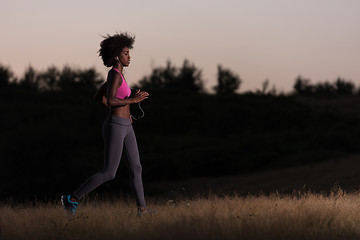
[98,32,135,67]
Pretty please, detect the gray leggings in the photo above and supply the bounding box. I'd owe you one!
[72,114,146,207]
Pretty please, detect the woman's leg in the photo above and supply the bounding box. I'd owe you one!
[72,121,126,200]
[123,125,146,208]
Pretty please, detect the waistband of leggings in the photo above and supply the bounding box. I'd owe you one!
[105,114,132,126]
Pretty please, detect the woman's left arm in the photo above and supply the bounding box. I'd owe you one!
[94,82,110,108]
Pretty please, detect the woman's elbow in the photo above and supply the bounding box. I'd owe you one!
[107,98,116,107]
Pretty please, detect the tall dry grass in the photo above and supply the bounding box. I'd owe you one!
[1,189,360,240]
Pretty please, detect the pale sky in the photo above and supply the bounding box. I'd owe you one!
[1,0,359,93]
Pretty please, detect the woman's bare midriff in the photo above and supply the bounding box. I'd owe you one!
[110,105,131,119]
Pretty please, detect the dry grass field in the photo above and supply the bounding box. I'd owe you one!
[2,189,360,240]
[2,155,360,240]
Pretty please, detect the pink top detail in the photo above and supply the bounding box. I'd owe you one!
[112,68,131,99]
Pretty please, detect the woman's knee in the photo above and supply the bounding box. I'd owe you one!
[132,162,142,175]
[103,170,117,181]
[127,162,142,176]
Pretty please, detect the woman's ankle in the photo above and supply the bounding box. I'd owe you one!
[70,196,79,203]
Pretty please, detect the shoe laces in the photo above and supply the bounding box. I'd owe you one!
[67,196,79,214]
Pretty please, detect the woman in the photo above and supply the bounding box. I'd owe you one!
[61,32,150,216]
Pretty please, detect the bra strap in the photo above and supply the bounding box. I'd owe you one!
[112,68,120,74]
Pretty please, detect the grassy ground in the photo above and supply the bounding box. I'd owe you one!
[2,155,360,240]
[2,189,360,240]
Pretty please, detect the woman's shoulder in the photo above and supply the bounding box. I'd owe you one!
[107,69,122,82]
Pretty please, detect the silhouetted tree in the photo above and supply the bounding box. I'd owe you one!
[0,64,14,88]
[293,75,313,95]
[213,65,241,95]
[255,79,277,96]
[137,59,204,93]
[261,79,269,95]
[313,82,336,96]
[19,66,39,90]
[175,59,204,93]
[37,66,60,91]
[335,78,354,96]
[294,76,356,97]
[57,65,79,91]
[77,68,103,91]
[137,60,177,89]
[57,66,103,91]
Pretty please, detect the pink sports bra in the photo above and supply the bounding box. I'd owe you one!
[112,68,131,99]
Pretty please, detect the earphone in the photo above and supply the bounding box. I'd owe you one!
[131,102,145,120]
[115,56,124,68]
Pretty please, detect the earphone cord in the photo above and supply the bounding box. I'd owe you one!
[131,102,145,121]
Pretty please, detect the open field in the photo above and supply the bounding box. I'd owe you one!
[2,189,360,240]
[2,155,360,240]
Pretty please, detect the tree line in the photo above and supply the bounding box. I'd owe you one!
[0,60,242,95]
[0,65,103,92]
[1,60,357,96]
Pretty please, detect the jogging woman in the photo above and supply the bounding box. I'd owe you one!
[61,32,150,216]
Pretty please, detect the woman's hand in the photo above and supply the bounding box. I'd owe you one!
[133,90,149,103]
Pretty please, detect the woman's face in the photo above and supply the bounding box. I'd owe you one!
[118,47,131,67]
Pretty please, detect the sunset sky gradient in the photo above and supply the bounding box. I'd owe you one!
[1,0,359,92]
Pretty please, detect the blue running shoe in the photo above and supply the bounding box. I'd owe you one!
[137,208,158,217]
[61,195,79,217]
